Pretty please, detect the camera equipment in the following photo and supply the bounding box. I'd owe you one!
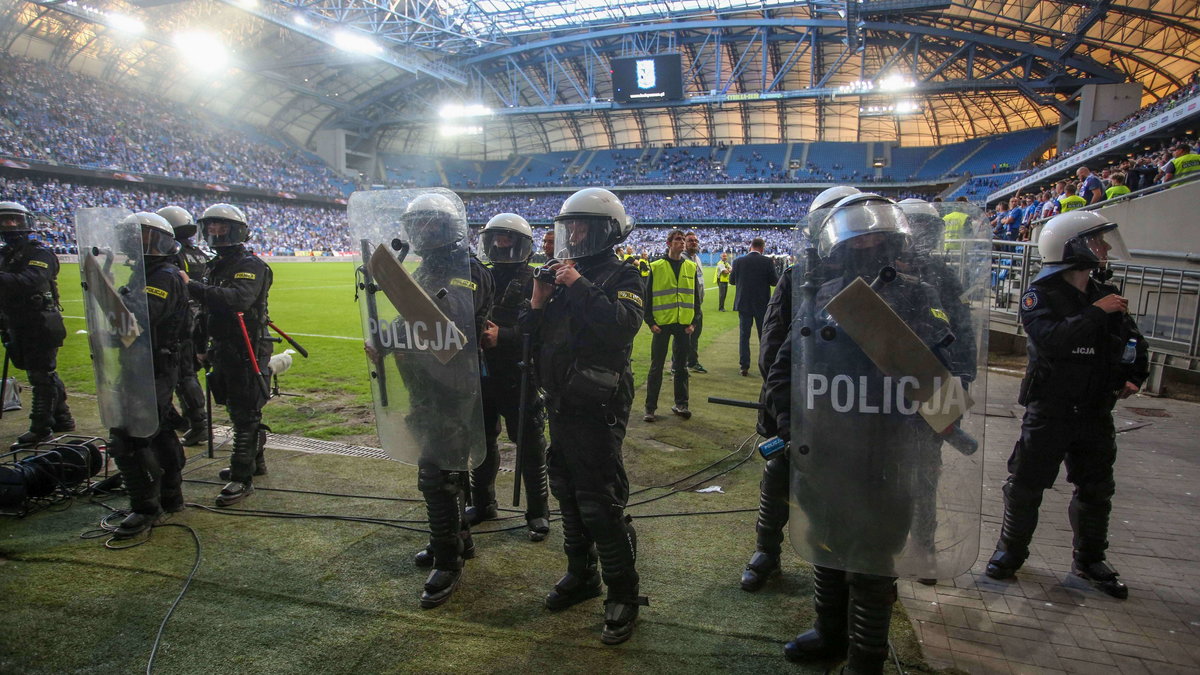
[0,435,107,516]
[534,258,560,284]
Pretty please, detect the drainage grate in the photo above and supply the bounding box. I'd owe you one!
[214,425,392,461]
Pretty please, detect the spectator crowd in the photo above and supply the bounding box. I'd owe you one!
[0,53,353,197]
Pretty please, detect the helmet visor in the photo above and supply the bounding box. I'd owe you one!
[403,212,464,252]
[1077,224,1130,265]
[0,211,34,233]
[201,219,248,247]
[480,229,533,263]
[553,214,617,259]
[143,227,181,256]
[817,203,910,258]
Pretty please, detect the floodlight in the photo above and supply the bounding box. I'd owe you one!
[878,74,915,92]
[106,13,144,35]
[439,103,492,119]
[173,30,229,72]
[334,29,384,55]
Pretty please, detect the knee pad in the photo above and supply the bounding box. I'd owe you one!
[106,429,134,461]
[1003,478,1043,508]
[1075,479,1115,505]
[26,370,54,388]
[548,466,572,501]
[418,467,458,494]
[762,454,789,493]
[845,573,898,606]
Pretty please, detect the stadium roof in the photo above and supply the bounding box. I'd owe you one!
[3,0,1198,157]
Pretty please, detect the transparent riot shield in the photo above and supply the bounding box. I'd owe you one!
[76,208,159,438]
[349,189,485,471]
[789,202,989,579]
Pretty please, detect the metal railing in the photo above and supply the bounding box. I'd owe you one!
[984,240,1200,361]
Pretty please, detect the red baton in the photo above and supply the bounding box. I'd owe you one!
[237,312,271,397]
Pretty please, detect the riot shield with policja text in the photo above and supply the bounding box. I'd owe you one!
[349,189,485,471]
[789,202,989,580]
[75,208,159,438]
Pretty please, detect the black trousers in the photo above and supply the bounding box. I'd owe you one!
[645,324,690,412]
[717,282,728,310]
[999,409,1118,564]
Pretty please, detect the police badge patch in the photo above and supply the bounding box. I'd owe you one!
[1021,290,1039,310]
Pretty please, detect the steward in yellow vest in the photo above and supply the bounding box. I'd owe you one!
[641,230,699,422]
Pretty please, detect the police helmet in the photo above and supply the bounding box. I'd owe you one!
[197,203,249,248]
[126,212,181,257]
[0,201,36,234]
[401,192,466,253]
[1033,210,1130,281]
[552,188,633,260]
[818,193,910,259]
[480,213,534,263]
[896,198,945,252]
[811,185,861,213]
[157,205,196,240]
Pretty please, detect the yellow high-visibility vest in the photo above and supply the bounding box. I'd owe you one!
[942,211,968,251]
[649,257,697,325]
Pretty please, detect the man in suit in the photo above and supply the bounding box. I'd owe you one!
[730,237,778,376]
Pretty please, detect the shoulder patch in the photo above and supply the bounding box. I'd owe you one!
[1021,290,1039,311]
[146,286,168,299]
[27,259,48,269]
[929,307,949,323]
[234,272,256,280]
[617,290,644,307]
[450,277,477,291]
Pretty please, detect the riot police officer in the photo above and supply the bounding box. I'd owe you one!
[0,201,73,445]
[157,205,210,446]
[739,185,858,592]
[181,204,273,506]
[767,193,974,673]
[467,213,550,541]
[109,213,190,537]
[390,193,493,608]
[985,210,1147,599]
[521,188,647,645]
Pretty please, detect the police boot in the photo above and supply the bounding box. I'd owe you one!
[180,411,208,447]
[158,432,187,514]
[216,424,259,506]
[523,438,550,542]
[419,468,467,609]
[546,495,601,610]
[841,574,897,675]
[16,374,56,446]
[1072,560,1128,600]
[51,375,74,432]
[986,479,1043,580]
[466,436,500,526]
[109,434,164,538]
[742,453,789,591]
[218,425,268,481]
[594,513,647,645]
[784,565,849,661]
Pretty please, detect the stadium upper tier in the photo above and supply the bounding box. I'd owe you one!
[0,54,355,199]
[383,128,1053,189]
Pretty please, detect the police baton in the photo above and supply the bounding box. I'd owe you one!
[267,321,308,358]
[511,332,533,508]
[236,312,272,399]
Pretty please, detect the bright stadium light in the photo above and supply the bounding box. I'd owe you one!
[106,13,144,35]
[292,12,311,27]
[439,103,492,119]
[173,30,229,72]
[333,29,384,55]
[439,124,483,137]
[878,74,915,92]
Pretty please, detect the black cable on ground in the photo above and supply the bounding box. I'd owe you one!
[626,432,759,509]
[145,523,202,675]
[181,478,425,503]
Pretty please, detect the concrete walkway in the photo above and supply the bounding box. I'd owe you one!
[901,372,1200,674]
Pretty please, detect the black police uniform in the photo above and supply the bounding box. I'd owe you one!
[767,269,956,672]
[173,237,211,443]
[520,251,646,643]
[0,237,72,443]
[110,258,190,527]
[186,245,272,491]
[406,250,492,607]
[740,264,794,591]
[899,249,978,578]
[989,273,1148,596]
[471,261,549,533]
